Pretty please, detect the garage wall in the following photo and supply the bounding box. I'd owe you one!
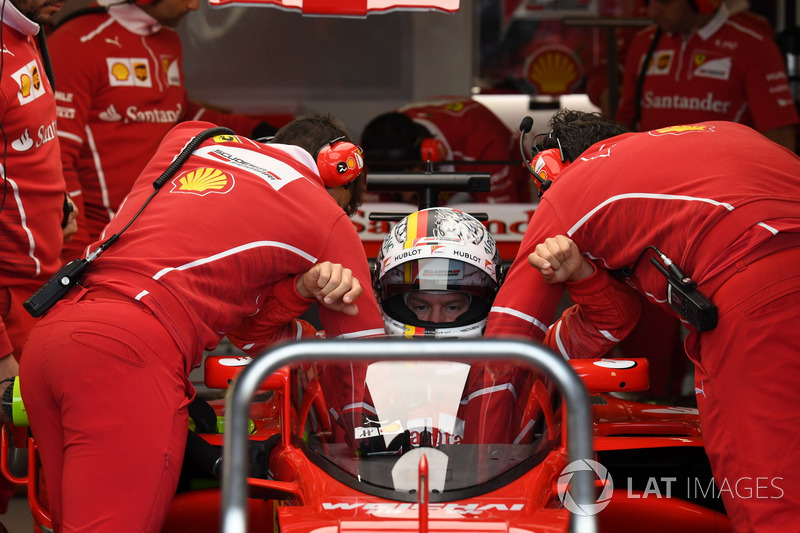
[177,3,477,139]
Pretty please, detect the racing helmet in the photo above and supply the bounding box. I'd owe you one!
[374,208,502,338]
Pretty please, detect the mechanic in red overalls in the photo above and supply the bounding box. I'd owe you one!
[0,0,78,516]
[19,115,386,533]
[50,0,279,262]
[486,109,800,532]
[616,0,798,151]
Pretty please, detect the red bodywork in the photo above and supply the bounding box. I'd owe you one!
[0,354,730,533]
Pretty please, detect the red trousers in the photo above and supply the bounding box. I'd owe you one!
[686,246,800,532]
[19,290,192,533]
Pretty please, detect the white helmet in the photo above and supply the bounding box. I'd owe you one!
[374,208,502,338]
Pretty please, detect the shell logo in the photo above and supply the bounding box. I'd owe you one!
[524,45,581,95]
[111,62,130,81]
[19,74,31,98]
[650,124,715,136]
[172,167,234,196]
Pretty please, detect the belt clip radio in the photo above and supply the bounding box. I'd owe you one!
[650,253,718,332]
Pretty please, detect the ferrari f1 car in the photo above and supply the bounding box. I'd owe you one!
[1,337,730,532]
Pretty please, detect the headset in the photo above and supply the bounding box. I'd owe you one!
[314,137,365,189]
[689,0,721,15]
[518,116,570,196]
[418,137,447,163]
[364,136,447,167]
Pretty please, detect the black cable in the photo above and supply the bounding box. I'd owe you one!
[24,126,235,317]
[633,26,662,130]
[89,125,235,261]
[36,26,54,89]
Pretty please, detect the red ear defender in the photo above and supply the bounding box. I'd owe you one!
[316,138,365,188]
[529,148,570,193]
[419,137,447,163]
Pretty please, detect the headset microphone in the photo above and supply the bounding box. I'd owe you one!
[518,116,551,194]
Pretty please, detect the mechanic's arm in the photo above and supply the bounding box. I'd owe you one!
[49,27,95,256]
[296,261,362,316]
[314,215,385,339]
[529,235,641,359]
[226,262,365,355]
[527,235,594,284]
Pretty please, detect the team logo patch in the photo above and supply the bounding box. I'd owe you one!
[213,134,241,143]
[193,145,305,191]
[160,56,181,87]
[645,51,673,76]
[444,101,465,113]
[171,167,235,196]
[692,56,731,80]
[649,124,716,136]
[107,58,152,87]
[13,60,46,105]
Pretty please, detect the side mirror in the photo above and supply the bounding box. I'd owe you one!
[568,358,650,393]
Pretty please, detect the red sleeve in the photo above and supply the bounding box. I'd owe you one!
[0,323,12,358]
[315,214,386,339]
[543,264,642,359]
[744,34,800,132]
[484,200,567,340]
[225,275,319,354]
[49,26,95,255]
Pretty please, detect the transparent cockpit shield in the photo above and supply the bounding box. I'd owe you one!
[295,360,559,499]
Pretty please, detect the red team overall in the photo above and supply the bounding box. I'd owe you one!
[486,117,800,532]
[0,0,72,515]
[19,118,385,532]
[615,0,799,148]
[49,0,272,261]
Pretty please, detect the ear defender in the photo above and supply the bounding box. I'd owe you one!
[419,137,447,163]
[316,137,365,188]
[530,148,570,193]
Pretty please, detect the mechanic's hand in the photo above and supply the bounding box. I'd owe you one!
[528,235,594,284]
[297,262,361,316]
[62,196,78,243]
